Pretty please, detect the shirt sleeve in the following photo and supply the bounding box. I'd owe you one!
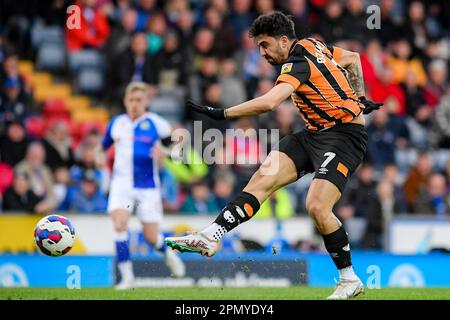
[316,39,344,62]
[148,112,172,139]
[102,117,116,150]
[275,54,311,90]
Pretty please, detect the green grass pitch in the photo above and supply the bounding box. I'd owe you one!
[1,287,450,300]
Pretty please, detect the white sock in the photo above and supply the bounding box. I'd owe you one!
[118,260,134,282]
[202,223,227,241]
[339,265,358,281]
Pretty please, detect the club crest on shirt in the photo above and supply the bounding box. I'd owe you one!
[140,121,150,130]
[281,63,293,74]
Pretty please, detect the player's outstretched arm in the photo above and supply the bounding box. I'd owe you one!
[338,49,366,98]
[339,49,383,114]
[188,82,294,119]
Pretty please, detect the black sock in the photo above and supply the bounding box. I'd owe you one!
[214,191,260,235]
[322,226,352,269]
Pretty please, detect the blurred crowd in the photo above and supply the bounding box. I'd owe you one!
[0,0,449,249]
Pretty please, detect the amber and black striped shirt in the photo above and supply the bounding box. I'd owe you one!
[275,38,363,131]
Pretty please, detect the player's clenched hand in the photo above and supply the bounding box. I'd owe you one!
[359,96,383,114]
[187,100,226,120]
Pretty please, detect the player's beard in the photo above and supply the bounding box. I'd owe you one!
[264,44,285,65]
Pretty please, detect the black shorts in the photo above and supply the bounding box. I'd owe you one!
[277,123,368,193]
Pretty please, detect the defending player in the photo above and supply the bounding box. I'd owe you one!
[165,12,382,299]
[103,82,185,290]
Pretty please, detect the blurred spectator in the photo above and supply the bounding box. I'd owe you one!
[401,1,428,54]
[66,0,111,52]
[229,0,255,38]
[0,162,14,196]
[53,166,71,210]
[403,151,433,212]
[234,28,261,99]
[316,0,345,43]
[188,55,219,104]
[64,169,107,213]
[15,142,57,212]
[226,117,264,191]
[371,63,406,115]
[114,32,158,97]
[360,180,402,249]
[213,170,236,209]
[154,30,187,88]
[135,0,157,32]
[256,188,294,219]
[444,159,450,195]
[181,179,219,215]
[381,164,407,213]
[74,129,104,161]
[267,101,299,139]
[145,11,167,55]
[366,107,409,171]
[42,122,75,171]
[104,8,137,65]
[209,0,229,17]
[175,9,195,46]
[413,173,450,216]
[360,38,385,95]
[423,59,447,108]
[403,70,427,119]
[387,38,427,86]
[375,0,399,45]
[255,0,275,15]
[284,0,311,39]
[164,0,189,25]
[430,85,450,148]
[163,125,208,184]
[342,0,367,44]
[204,6,236,58]
[0,77,31,122]
[70,146,108,194]
[337,163,377,220]
[189,28,216,72]
[0,120,29,167]
[219,58,246,108]
[2,171,40,213]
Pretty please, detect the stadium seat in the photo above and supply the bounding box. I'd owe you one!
[34,84,71,102]
[36,43,66,72]
[149,95,183,123]
[43,99,68,114]
[31,25,64,48]
[18,61,34,78]
[25,116,46,138]
[75,67,105,94]
[68,50,104,72]
[66,96,90,111]
[431,149,450,170]
[28,72,53,89]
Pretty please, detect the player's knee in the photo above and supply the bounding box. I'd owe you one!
[144,233,157,245]
[251,170,277,193]
[112,218,128,232]
[306,197,327,219]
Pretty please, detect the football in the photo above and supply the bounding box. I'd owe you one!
[34,215,76,257]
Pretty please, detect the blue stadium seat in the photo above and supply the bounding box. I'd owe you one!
[75,67,105,94]
[31,25,64,48]
[149,94,183,123]
[36,43,66,71]
[68,50,104,73]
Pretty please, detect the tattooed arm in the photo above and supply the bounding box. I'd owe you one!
[338,49,366,98]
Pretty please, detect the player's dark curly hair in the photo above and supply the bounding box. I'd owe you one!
[249,11,297,40]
